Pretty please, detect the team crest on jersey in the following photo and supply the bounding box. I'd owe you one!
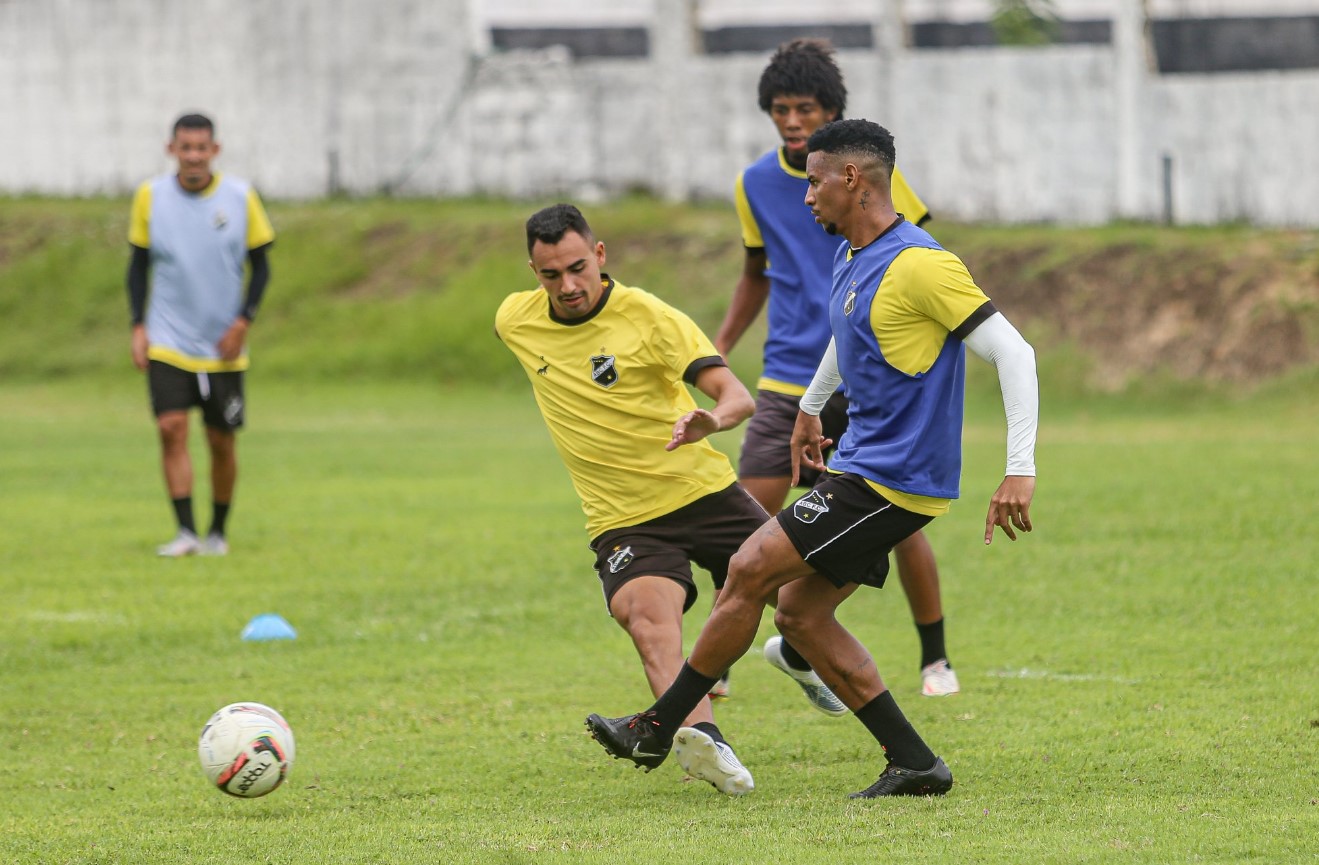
[843,289,857,316]
[591,354,618,388]
[213,209,229,230]
[607,545,634,574]
[792,490,831,524]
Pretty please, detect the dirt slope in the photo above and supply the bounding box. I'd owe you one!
[947,229,1319,390]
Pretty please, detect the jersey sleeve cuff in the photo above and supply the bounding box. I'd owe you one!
[682,355,727,385]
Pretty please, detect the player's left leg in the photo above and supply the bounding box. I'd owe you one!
[730,393,842,708]
[202,427,236,555]
[599,574,752,794]
[155,409,201,557]
[609,574,713,727]
[773,552,951,796]
[893,531,960,696]
[148,361,201,555]
[199,371,244,555]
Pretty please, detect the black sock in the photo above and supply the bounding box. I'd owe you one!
[171,497,196,534]
[777,637,813,672]
[648,662,719,747]
[691,721,726,746]
[209,501,231,538]
[916,618,948,669]
[855,690,936,771]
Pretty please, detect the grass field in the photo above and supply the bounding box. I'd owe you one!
[2,376,1316,864]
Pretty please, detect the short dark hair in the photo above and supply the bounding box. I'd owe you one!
[806,119,896,176]
[525,204,594,255]
[757,39,847,116]
[172,113,214,137]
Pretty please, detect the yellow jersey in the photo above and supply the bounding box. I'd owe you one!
[496,277,737,538]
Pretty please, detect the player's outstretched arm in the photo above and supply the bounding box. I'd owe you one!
[713,248,770,357]
[668,365,755,450]
[963,312,1039,544]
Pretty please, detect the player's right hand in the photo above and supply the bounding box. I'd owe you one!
[131,325,149,371]
[790,411,832,486]
[984,475,1035,544]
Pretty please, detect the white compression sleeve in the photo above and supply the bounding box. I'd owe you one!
[963,312,1039,476]
[798,338,841,416]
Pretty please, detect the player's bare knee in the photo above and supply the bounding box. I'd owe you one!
[772,606,815,643]
[618,611,678,655]
[725,548,780,607]
[157,414,188,445]
[612,595,671,636]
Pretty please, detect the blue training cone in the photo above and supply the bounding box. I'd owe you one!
[241,613,297,641]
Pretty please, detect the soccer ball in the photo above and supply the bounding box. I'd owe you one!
[198,702,296,798]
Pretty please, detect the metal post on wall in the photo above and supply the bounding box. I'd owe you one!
[1115,0,1154,221]
[1161,152,1174,225]
[653,0,699,201]
[870,0,908,126]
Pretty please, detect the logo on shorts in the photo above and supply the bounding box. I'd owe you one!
[591,354,618,388]
[224,396,244,426]
[843,289,857,316]
[607,545,634,574]
[792,490,831,524]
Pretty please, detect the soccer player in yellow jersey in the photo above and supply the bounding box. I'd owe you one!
[714,39,959,700]
[588,121,1038,799]
[496,204,766,796]
[126,114,275,557]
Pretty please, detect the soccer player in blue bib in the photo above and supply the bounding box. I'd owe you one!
[126,114,275,556]
[713,39,959,701]
[588,120,1039,799]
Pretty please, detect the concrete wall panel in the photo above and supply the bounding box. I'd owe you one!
[2,0,1317,226]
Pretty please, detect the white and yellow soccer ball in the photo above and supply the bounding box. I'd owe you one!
[198,702,296,798]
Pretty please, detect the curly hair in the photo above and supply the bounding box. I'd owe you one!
[757,39,847,116]
[806,119,896,175]
[525,204,594,255]
[172,113,214,137]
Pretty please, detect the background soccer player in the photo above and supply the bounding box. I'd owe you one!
[127,113,274,556]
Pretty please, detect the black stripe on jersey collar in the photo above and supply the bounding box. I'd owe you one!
[548,275,615,326]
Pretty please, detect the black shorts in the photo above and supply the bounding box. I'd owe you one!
[589,483,770,613]
[738,389,850,488]
[776,472,933,589]
[148,360,246,432]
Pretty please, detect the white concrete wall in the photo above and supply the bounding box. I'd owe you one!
[1149,72,1319,225]
[0,0,471,198]
[474,0,1319,28]
[889,46,1121,224]
[2,0,1318,225]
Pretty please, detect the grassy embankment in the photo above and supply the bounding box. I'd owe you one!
[4,195,1318,408]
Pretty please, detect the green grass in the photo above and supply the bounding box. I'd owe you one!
[2,379,1317,864]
